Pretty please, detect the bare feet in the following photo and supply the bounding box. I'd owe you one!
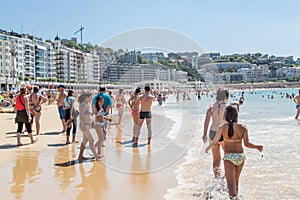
[17,143,23,146]
[31,139,37,144]
[132,143,138,148]
[78,156,89,163]
[148,137,151,145]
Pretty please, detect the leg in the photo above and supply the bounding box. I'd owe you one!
[295,108,300,119]
[35,112,41,135]
[146,118,152,145]
[118,106,123,124]
[95,125,105,155]
[25,122,36,143]
[224,160,237,199]
[133,118,143,147]
[78,134,88,162]
[235,162,244,196]
[66,125,71,144]
[72,121,77,143]
[82,127,102,159]
[61,119,66,132]
[212,143,221,178]
[17,122,23,145]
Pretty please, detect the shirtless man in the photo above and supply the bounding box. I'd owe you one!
[114,88,127,124]
[26,86,48,135]
[134,85,155,147]
[293,89,300,119]
[56,85,67,132]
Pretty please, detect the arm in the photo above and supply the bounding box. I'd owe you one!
[230,102,240,112]
[24,96,32,122]
[39,95,48,105]
[205,125,223,153]
[70,98,74,119]
[242,127,263,152]
[202,106,212,143]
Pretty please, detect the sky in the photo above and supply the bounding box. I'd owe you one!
[1,0,300,58]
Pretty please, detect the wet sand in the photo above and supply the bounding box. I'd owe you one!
[0,100,190,200]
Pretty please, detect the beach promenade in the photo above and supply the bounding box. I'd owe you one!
[0,99,191,200]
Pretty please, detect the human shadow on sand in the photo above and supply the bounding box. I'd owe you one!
[116,140,133,145]
[55,158,94,167]
[0,143,31,149]
[5,131,17,135]
[124,143,148,148]
[43,132,61,135]
[47,143,68,147]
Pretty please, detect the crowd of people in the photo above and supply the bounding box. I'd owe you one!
[11,85,300,199]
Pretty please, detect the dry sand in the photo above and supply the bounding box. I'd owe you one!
[0,104,185,200]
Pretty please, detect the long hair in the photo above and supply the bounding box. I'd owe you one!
[224,105,238,138]
[95,96,104,111]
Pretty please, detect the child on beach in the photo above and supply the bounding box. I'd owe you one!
[94,96,111,156]
[205,105,263,199]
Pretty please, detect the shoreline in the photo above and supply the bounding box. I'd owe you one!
[227,81,300,90]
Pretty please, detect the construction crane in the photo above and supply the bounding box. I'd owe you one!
[74,25,84,45]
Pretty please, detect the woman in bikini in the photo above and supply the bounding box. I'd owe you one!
[77,93,102,161]
[27,86,48,135]
[128,87,141,143]
[206,105,263,199]
[202,88,229,178]
[114,88,127,125]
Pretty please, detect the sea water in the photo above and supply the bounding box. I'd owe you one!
[165,88,300,200]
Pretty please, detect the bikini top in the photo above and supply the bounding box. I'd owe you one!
[96,109,104,117]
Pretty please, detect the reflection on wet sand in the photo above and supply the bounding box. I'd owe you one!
[130,146,151,192]
[54,144,77,191]
[10,151,41,200]
[76,162,108,199]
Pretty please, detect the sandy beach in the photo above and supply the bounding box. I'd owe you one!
[0,100,190,200]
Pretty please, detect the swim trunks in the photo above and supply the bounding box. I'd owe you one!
[140,111,152,119]
[209,130,223,142]
[58,106,66,119]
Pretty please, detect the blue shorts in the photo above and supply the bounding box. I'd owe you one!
[58,106,66,119]
[296,105,300,109]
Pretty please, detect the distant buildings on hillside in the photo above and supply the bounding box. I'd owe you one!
[0,29,188,90]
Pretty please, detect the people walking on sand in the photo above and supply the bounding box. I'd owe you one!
[56,85,67,133]
[63,90,77,144]
[293,89,300,119]
[27,86,48,135]
[94,96,111,156]
[205,105,263,199]
[134,85,155,147]
[77,93,102,161]
[128,87,141,144]
[15,87,36,146]
[202,88,229,178]
[114,88,127,125]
